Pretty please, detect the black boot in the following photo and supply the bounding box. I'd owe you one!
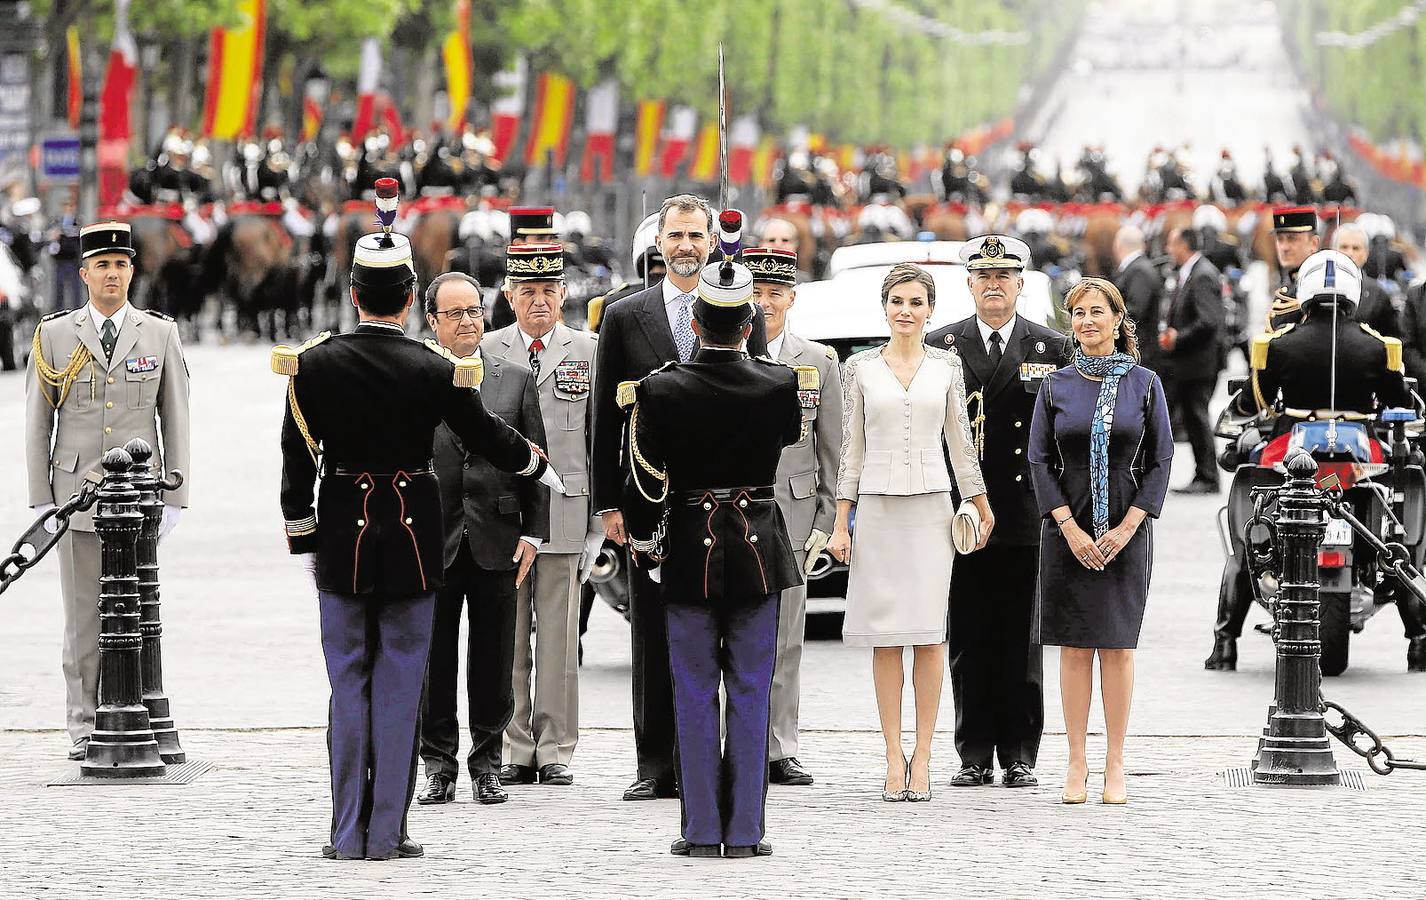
[1408,637,1426,673]
[1204,635,1237,671]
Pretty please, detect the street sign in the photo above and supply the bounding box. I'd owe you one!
[41,135,82,181]
[0,48,29,185]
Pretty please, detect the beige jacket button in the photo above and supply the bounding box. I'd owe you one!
[105,401,113,409]
[104,426,112,434]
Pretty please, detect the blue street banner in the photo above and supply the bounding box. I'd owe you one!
[41,135,82,181]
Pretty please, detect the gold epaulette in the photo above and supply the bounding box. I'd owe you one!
[271,331,331,376]
[794,365,819,391]
[1360,324,1405,373]
[1250,324,1293,371]
[616,380,639,409]
[424,338,485,388]
[825,346,837,361]
[1269,287,1301,324]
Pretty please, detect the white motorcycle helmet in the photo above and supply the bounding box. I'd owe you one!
[1015,207,1054,236]
[1296,249,1361,311]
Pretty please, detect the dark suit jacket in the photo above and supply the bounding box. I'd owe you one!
[434,353,549,571]
[1164,255,1225,378]
[591,282,768,513]
[1402,282,1426,384]
[1357,277,1401,339]
[1114,253,1165,370]
[925,315,1072,546]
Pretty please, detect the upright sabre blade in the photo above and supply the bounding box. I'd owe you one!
[718,43,729,216]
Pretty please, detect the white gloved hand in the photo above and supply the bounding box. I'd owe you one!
[803,528,831,577]
[647,566,662,584]
[159,505,182,541]
[32,503,58,535]
[298,553,319,591]
[538,466,567,496]
[578,529,607,584]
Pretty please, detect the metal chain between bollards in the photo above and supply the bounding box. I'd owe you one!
[1321,697,1426,775]
[0,479,101,595]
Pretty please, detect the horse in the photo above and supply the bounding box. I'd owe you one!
[124,210,200,335]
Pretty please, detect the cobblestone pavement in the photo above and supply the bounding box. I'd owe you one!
[3,346,1425,896]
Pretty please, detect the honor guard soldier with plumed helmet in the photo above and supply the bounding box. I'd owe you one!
[26,221,191,763]
[1208,249,1425,672]
[273,178,564,862]
[620,213,808,859]
[926,234,1070,790]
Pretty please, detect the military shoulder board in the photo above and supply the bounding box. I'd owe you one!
[141,308,176,322]
[270,331,332,376]
[39,309,71,323]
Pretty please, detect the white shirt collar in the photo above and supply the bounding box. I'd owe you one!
[663,277,697,308]
[1117,250,1143,273]
[88,301,128,337]
[518,324,556,351]
[767,331,786,361]
[975,316,1016,353]
[1178,252,1201,285]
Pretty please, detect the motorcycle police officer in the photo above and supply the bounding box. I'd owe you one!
[619,247,808,859]
[1207,250,1425,672]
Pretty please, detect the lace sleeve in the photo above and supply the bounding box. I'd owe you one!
[940,350,987,498]
[835,351,870,501]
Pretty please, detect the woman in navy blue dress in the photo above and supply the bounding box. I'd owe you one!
[1028,277,1172,806]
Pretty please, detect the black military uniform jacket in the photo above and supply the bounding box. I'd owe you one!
[1250,307,1409,422]
[278,322,544,596]
[621,349,805,603]
[925,315,1072,547]
[433,352,549,572]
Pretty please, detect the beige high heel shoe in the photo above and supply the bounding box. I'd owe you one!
[1061,766,1088,804]
[1102,769,1128,805]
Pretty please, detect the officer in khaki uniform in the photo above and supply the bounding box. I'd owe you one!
[745,246,841,786]
[24,221,191,761]
[484,242,600,786]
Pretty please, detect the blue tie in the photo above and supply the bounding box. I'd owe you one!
[673,294,695,362]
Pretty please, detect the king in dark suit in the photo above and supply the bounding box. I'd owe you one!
[621,250,806,859]
[926,235,1071,789]
[274,181,560,861]
[590,195,768,802]
[415,269,550,807]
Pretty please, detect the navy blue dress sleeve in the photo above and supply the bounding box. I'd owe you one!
[1129,371,1174,518]
[1027,371,1069,516]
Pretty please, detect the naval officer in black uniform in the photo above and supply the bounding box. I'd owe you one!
[621,247,809,859]
[274,178,561,861]
[925,235,1071,789]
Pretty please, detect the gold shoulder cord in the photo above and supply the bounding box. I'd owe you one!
[31,326,94,410]
[965,390,986,460]
[288,379,319,466]
[628,402,668,503]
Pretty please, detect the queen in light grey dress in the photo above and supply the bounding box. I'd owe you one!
[838,345,987,646]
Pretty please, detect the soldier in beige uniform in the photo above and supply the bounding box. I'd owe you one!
[24,222,191,761]
[484,242,599,785]
[746,246,841,786]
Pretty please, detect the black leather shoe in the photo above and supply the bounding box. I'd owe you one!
[474,773,508,805]
[769,757,814,786]
[1205,635,1238,671]
[416,773,456,805]
[67,738,89,761]
[950,764,994,786]
[368,838,424,861]
[1409,637,1426,672]
[539,763,573,785]
[500,763,537,785]
[624,777,658,801]
[321,844,361,861]
[670,838,721,858]
[724,841,773,858]
[1172,480,1220,495]
[1001,762,1038,787]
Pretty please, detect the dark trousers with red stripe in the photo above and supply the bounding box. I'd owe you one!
[319,588,437,859]
[666,592,780,848]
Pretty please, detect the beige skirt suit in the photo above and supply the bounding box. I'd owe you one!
[837,346,987,647]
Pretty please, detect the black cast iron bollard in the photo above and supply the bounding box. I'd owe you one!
[125,438,185,765]
[1252,449,1341,785]
[81,448,166,778]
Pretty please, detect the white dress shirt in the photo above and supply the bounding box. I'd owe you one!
[767,331,786,361]
[518,325,556,351]
[662,277,697,337]
[975,317,1016,355]
[1177,252,1202,291]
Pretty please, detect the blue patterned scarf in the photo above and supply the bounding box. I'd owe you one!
[1075,347,1136,538]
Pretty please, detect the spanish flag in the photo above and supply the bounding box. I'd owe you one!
[65,27,81,130]
[752,137,778,189]
[633,99,665,177]
[442,0,473,131]
[201,0,267,139]
[687,123,720,184]
[525,72,575,167]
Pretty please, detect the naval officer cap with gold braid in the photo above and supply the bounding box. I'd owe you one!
[959,233,1030,271]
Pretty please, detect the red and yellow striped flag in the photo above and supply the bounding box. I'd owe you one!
[525,72,576,167]
[65,27,82,129]
[752,137,778,188]
[633,99,665,177]
[442,0,473,131]
[201,0,267,139]
[687,123,720,183]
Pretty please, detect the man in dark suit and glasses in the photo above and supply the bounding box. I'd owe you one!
[416,269,549,807]
[1160,226,1225,494]
[1112,225,1164,373]
[590,194,769,801]
[926,234,1070,790]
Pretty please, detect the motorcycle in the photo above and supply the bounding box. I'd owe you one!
[1215,377,1426,675]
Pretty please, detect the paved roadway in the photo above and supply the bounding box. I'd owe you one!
[1,342,1423,896]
